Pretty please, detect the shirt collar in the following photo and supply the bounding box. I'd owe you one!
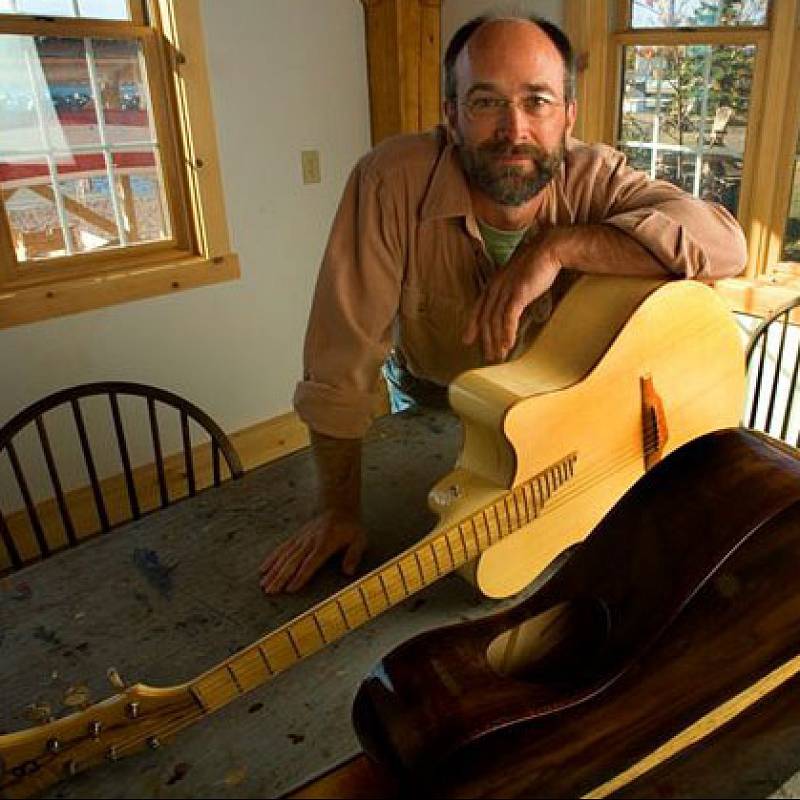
[419,126,474,222]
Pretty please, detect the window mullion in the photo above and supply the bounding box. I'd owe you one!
[21,38,74,256]
[83,36,128,247]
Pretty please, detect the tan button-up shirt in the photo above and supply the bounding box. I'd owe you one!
[294,127,746,438]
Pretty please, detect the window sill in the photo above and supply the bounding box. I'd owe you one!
[0,252,240,329]
[714,273,800,320]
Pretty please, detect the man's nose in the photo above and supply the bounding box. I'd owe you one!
[495,102,531,142]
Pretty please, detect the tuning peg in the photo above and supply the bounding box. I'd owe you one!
[106,667,126,691]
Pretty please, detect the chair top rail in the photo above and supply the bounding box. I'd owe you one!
[0,381,243,479]
[745,295,800,367]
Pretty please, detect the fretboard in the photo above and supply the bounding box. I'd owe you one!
[190,451,577,712]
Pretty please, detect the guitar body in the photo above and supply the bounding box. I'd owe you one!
[431,275,744,598]
[351,428,800,796]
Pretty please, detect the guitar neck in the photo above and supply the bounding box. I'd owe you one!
[0,454,578,800]
[190,451,577,713]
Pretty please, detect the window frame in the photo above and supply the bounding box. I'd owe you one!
[0,0,239,329]
[566,0,800,315]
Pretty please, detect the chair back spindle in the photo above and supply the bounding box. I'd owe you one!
[0,382,243,575]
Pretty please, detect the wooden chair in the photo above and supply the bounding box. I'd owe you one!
[0,382,243,574]
[707,105,733,147]
[744,296,800,446]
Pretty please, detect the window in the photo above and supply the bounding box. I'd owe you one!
[0,0,238,328]
[569,0,800,298]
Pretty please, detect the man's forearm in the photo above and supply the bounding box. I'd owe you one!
[542,224,671,278]
[310,430,362,518]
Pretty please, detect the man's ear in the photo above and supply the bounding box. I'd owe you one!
[443,98,459,140]
[565,100,577,138]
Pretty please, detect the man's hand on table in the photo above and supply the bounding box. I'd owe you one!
[259,510,367,594]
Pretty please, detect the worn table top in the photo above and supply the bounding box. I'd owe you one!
[0,408,520,799]
[3,407,800,799]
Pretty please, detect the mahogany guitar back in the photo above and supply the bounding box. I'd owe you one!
[351,428,800,797]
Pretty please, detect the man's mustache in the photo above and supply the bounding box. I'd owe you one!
[477,142,545,159]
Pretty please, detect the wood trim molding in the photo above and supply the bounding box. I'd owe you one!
[714,275,800,321]
[361,0,442,145]
[0,253,240,329]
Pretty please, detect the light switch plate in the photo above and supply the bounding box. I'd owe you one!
[301,150,321,184]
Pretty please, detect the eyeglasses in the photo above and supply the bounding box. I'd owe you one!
[460,94,565,121]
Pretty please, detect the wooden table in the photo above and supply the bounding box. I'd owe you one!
[5,407,800,799]
[1,408,519,799]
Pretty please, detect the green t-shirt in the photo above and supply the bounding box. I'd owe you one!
[476,218,528,268]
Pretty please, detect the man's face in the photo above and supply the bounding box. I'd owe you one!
[446,21,576,207]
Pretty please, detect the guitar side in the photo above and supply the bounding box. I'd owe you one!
[428,276,745,599]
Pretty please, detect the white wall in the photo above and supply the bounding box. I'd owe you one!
[0,0,371,501]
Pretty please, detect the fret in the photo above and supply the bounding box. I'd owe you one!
[502,498,515,533]
[311,613,328,644]
[457,523,470,558]
[227,665,243,694]
[480,510,493,546]
[261,633,296,672]
[316,601,349,641]
[443,530,457,567]
[396,561,410,596]
[399,556,424,593]
[377,571,393,606]
[258,644,275,676]
[194,668,239,708]
[363,575,391,613]
[460,521,478,556]
[228,648,272,691]
[490,504,503,539]
[504,494,519,530]
[289,616,326,656]
[503,492,519,534]
[189,686,207,713]
[523,482,536,518]
[412,551,427,585]
[517,485,530,524]
[536,475,546,505]
[514,488,526,525]
[429,541,442,576]
[335,598,352,630]
[357,585,373,618]
[285,627,302,659]
[339,589,371,627]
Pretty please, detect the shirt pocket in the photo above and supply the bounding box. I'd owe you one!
[398,284,482,383]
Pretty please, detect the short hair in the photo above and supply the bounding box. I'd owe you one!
[443,15,577,104]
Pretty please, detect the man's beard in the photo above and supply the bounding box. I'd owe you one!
[457,138,565,207]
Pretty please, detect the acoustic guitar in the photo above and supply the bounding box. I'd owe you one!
[0,276,744,798]
[349,427,800,798]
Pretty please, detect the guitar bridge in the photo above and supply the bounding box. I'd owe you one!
[641,374,668,470]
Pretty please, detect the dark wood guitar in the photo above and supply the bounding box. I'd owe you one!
[346,427,800,798]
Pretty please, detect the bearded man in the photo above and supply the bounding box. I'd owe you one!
[259,15,747,594]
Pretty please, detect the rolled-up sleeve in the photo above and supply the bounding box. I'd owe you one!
[586,147,747,279]
[293,161,404,439]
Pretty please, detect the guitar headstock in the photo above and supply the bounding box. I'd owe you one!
[0,681,198,799]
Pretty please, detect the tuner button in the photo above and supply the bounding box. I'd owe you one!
[47,738,61,753]
[147,736,160,749]
[107,667,126,690]
[64,760,79,776]
[107,746,119,762]
[126,701,140,719]
[88,720,102,739]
